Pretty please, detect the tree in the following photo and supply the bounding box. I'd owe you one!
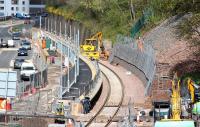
[175,0,200,54]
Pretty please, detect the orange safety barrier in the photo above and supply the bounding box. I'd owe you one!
[0,98,11,111]
[42,39,46,49]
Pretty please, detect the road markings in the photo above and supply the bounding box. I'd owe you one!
[2,48,18,51]
[10,60,14,67]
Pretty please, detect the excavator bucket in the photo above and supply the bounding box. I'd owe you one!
[155,120,195,127]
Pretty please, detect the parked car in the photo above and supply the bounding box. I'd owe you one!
[20,62,37,81]
[0,40,8,48]
[8,40,15,47]
[12,32,21,40]
[41,12,48,17]
[16,13,31,19]
[14,58,25,69]
[18,47,28,56]
[21,41,31,50]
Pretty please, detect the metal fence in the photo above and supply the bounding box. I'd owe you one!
[42,15,91,45]
[39,15,81,97]
[130,8,152,38]
[110,35,156,95]
[16,45,48,97]
[29,68,48,88]
[0,115,80,127]
[34,14,101,100]
[63,61,101,100]
[79,61,101,97]
[61,60,101,100]
[43,32,80,97]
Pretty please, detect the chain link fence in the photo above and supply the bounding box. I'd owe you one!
[110,35,156,95]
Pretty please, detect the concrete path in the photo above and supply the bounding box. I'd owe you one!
[100,61,145,105]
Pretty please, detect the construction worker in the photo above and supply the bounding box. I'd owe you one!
[188,78,195,103]
[137,36,144,52]
[57,102,64,115]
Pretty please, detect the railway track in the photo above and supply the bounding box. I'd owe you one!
[85,63,124,127]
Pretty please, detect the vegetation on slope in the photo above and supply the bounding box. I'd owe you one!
[45,0,200,43]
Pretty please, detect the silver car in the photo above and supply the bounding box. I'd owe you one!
[21,41,31,50]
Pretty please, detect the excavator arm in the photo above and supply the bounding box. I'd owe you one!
[171,79,181,120]
[81,32,109,60]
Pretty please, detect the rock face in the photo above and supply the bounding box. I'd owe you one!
[143,15,200,101]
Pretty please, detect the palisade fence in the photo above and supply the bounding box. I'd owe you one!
[110,35,156,95]
[35,15,101,99]
[33,14,91,44]
[36,16,80,97]
[42,30,80,98]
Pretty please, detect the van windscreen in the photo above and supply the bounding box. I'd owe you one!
[22,67,34,70]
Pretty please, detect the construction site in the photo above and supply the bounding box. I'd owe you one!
[0,0,199,127]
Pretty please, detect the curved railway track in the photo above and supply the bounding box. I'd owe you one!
[85,63,124,127]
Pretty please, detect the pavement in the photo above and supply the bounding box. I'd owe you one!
[0,19,23,28]
[100,61,146,106]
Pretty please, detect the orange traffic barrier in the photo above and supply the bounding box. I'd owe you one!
[0,98,11,111]
[42,39,46,49]
[6,98,11,110]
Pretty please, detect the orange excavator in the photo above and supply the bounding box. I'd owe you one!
[80,32,109,60]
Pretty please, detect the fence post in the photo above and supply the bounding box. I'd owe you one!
[48,18,49,32]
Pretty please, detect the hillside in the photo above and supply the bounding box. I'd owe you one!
[45,0,200,48]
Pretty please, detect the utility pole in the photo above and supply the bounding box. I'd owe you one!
[39,16,42,29]
[65,22,67,40]
[51,17,53,33]
[60,21,63,99]
[48,18,49,32]
[55,20,56,35]
[5,70,9,123]
[77,29,80,75]
[70,25,72,41]
[45,18,46,31]
[67,47,70,92]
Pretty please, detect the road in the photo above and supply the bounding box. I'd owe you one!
[0,50,17,68]
[0,27,11,41]
[0,25,33,80]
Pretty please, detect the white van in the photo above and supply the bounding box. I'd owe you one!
[20,62,37,80]
[8,40,15,47]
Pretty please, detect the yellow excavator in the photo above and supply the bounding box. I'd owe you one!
[187,78,200,116]
[154,74,195,127]
[188,78,195,104]
[80,32,109,60]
